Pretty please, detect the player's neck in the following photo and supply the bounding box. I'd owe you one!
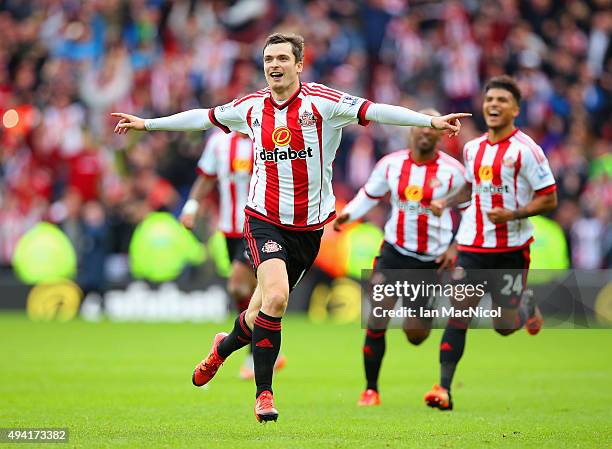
[487,124,516,145]
[270,81,300,103]
[411,149,437,164]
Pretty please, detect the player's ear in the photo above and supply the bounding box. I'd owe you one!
[296,60,303,73]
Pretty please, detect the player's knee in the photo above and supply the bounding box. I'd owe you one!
[494,327,515,336]
[263,288,289,316]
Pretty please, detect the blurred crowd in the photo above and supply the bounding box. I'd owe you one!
[0,0,610,292]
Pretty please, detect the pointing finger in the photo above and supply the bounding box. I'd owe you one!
[450,113,472,119]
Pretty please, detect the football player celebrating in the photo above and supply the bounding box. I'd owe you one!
[424,76,557,411]
[335,109,467,407]
[113,32,470,423]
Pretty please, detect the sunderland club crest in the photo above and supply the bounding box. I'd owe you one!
[262,240,283,253]
[298,111,317,127]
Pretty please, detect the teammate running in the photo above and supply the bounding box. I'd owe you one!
[423,75,557,411]
[112,32,470,423]
[334,109,467,407]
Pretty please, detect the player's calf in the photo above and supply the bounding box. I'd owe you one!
[493,289,542,336]
[362,328,386,394]
[493,303,525,335]
[252,310,283,398]
[404,328,430,345]
[403,316,432,345]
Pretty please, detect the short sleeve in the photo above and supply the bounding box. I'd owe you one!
[210,100,251,135]
[197,133,220,177]
[308,83,372,130]
[521,144,556,192]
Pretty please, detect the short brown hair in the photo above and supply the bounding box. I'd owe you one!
[484,75,522,104]
[263,32,305,62]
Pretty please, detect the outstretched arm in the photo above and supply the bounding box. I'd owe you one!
[364,103,471,137]
[112,109,213,134]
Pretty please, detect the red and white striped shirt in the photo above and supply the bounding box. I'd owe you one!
[208,82,372,230]
[457,129,556,252]
[197,131,253,237]
[344,149,467,259]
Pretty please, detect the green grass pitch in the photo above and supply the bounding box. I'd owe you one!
[1,313,611,448]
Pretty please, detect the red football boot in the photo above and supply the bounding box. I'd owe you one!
[254,390,278,423]
[522,289,543,335]
[357,389,381,406]
[525,305,543,335]
[424,384,453,410]
[192,332,228,387]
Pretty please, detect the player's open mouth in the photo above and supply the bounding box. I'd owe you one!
[487,110,500,117]
[270,72,283,80]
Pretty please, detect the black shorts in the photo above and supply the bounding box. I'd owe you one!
[372,241,441,311]
[373,241,441,271]
[455,248,531,308]
[243,215,323,291]
[225,236,250,265]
